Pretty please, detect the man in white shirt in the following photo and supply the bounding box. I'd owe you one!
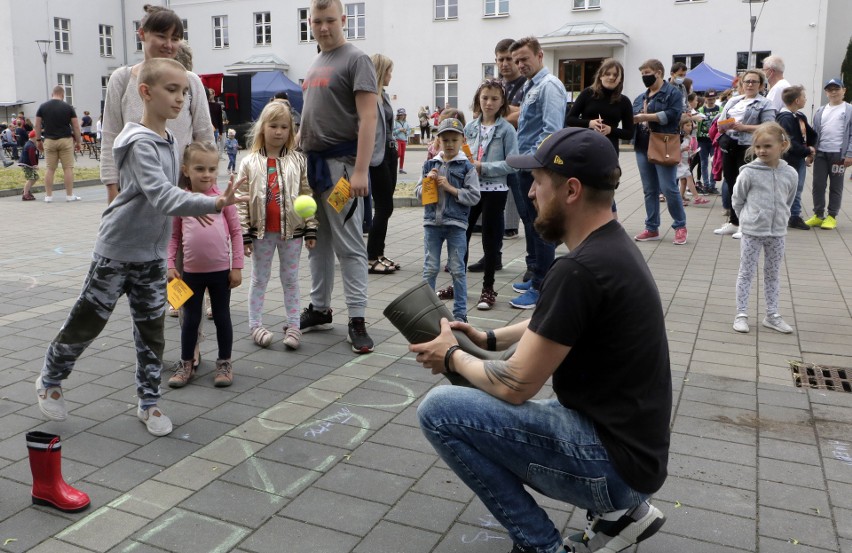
[763,55,791,112]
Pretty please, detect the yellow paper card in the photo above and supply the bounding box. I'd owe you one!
[421,176,438,205]
[167,278,194,310]
[327,176,351,213]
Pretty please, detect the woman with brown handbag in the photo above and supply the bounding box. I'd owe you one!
[632,59,688,245]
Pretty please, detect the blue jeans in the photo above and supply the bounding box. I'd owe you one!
[418,386,647,553]
[790,157,807,218]
[519,171,555,289]
[636,151,686,232]
[423,225,468,321]
[698,139,715,189]
[508,172,534,273]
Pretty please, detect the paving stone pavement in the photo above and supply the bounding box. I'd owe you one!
[1,151,851,553]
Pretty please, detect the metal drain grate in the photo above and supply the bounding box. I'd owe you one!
[790,361,852,393]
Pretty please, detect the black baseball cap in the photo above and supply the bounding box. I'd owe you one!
[506,127,621,189]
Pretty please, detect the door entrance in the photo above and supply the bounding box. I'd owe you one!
[559,58,603,104]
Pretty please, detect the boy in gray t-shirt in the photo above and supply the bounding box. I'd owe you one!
[298,0,379,354]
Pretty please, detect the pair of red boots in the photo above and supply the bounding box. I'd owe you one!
[26,431,90,512]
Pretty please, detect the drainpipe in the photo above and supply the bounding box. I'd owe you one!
[120,0,127,66]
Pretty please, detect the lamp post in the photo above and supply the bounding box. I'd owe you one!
[742,0,768,69]
[35,39,51,101]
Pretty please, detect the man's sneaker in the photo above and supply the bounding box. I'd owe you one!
[820,215,837,230]
[733,313,749,333]
[283,326,302,350]
[347,317,374,354]
[476,287,497,310]
[565,501,665,553]
[504,229,519,239]
[137,405,173,436]
[705,187,720,195]
[673,227,687,245]
[468,257,502,272]
[168,360,195,388]
[300,304,333,333]
[633,229,660,242]
[762,314,793,334]
[214,359,234,387]
[66,195,82,202]
[804,214,824,227]
[512,279,533,293]
[714,222,738,235]
[43,196,53,203]
[510,288,539,309]
[788,216,811,230]
[35,376,67,421]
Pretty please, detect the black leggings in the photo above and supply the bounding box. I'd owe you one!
[420,124,431,141]
[465,190,508,289]
[181,270,232,361]
[367,146,399,260]
[722,143,748,226]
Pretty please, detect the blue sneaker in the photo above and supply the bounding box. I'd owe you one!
[512,280,533,293]
[510,288,539,309]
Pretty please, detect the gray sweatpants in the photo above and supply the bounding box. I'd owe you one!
[42,254,168,407]
[308,157,369,319]
[811,151,845,218]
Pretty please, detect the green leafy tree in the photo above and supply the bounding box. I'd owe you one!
[843,37,852,103]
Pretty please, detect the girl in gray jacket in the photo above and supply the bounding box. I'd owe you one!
[731,122,798,335]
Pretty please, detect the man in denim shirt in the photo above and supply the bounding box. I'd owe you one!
[509,36,567,309]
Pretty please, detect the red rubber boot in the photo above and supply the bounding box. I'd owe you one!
[26,431,91,512]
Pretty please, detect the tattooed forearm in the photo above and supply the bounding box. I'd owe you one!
[483,360,528,392]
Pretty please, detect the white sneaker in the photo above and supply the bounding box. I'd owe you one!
[168,306,180,318]
[43,196,53,203]
[733,314,749,333]
[283,326,302,350]
[762,314,793,334]
[732,231,742,239]
[714,222,738,235]
[137,405,173,436]
[66,195,82,202]
[35,376,67,421]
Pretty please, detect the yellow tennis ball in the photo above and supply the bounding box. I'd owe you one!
[294,195,317,218]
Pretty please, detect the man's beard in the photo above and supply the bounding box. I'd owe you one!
[533,196,564,244]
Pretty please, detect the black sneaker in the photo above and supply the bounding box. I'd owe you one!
[788,216,811,231]
[468,257,502,273]
[300,304,333,333]
[347,317,374,354]
[565,501,665,553]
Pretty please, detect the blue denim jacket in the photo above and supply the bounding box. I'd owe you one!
[463,117,518,188]
[720,95,776,146]
[517,67,568,155]
[632,81,684,135]
[415,152,481,229]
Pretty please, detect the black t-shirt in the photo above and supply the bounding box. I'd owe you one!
[36,99,76,139]
[528,221,672,494]
[208,101,224,133]
[504,76,527,107]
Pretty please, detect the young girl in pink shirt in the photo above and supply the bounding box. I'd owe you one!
[167,142,244,388]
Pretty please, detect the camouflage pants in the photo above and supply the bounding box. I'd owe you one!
[42,254,168,406]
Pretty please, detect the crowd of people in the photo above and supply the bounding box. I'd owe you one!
[17,0,852,552]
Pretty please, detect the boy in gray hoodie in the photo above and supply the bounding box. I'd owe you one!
[35,58,245,437]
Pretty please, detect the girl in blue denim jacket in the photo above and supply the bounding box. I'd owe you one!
[463,80,518,310]
[415,118,481,321]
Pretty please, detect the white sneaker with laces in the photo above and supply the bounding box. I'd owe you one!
[732,231,742,239]
[762,314,793,334]
[714,222,738,235]
[733,314,749,333]
[565,501,666,553]
[66,195,82,202]
[35,376,67,421]
[137,405,173,436]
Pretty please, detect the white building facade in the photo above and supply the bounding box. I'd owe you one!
[1,0,849,124]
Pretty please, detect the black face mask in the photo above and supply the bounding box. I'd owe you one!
[642,74,657,88]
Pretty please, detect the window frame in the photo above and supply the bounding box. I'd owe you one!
[54,17,71,53]
[133,21,142,52]
[254,11,272,46]
[98,24,114,57]
[434,64,459,111]
[483,0,509,17]
[57,73,74,106]
[212,15,229,49]
[344,3,365,40]
[435,0,459,21]
[482,63,498,80]
[101,76,109,102]
[572,0,601,10]
[736,50,771,72]
[182,19,189,42]
[298,8,314,42]
[672,53,704,70]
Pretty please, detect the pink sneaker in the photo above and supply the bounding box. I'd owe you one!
[634,229,661,242]
[673,227,688,245]
[693,197,710,205]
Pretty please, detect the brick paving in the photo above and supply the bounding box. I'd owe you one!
[0,150,851,553]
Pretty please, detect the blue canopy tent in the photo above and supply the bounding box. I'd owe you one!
[686,62,736,93]
[250,71,303,120]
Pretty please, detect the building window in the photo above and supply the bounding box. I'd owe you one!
[484,0,509,17]
[736,50,771,72]
[254,12,271,45]
[182,19,189,42]
[298,8,314,42]
[434,64,458,110]
[482,63,498,79]
[98,24,113,57]
[54,18,71,52]
[212,15,229,49]
[58,74,73,106]
[435,0,458,20]
[133,21,142,51]
[101,76,109,102]
[573,0,600,9]
[672,53,704,70]
[344,3,365,40]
